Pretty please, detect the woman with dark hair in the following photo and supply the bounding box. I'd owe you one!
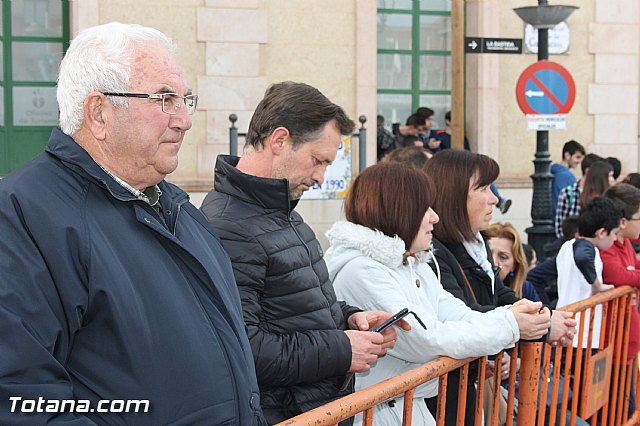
[324,162,543,425]
[421,149,575,426]
[421,150,542,312]
[555,160,614,238]
[579,160,615,207]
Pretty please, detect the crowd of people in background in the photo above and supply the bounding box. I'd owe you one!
[377,108,512,214]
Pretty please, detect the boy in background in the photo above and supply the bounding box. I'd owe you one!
[556,197,621,348]
[601,183,640,413]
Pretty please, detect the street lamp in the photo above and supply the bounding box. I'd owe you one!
[513,1,578,259]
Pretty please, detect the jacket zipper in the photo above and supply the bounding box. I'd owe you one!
[172,199,186,236]
[288,213,312,266]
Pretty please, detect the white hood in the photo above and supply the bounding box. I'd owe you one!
[325,221,433,281]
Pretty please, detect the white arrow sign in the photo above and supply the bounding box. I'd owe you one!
[468,40,478,50]
[526,90,544,98]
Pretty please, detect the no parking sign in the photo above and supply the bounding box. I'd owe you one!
[516,61,575,130]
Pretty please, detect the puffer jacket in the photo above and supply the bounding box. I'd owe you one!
[201,155,360,423]
[0,129,265,425]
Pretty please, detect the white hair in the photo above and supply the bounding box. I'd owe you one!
[57,22,175,136]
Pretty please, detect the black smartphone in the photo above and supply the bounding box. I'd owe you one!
[339,308,410,392]
[372,308,409,333]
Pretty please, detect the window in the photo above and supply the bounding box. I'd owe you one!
[377,0,451,129]
[0,0,69,176]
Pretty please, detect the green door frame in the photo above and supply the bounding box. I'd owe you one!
[377,0,452,128]
[377,2,453,124]
[0,0,70,176]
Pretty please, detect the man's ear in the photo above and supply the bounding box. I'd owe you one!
[267,127,291,155]
[83,92,109,140]
[563,152,570,162]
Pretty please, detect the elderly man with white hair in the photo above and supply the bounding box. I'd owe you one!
[0,22,265,425]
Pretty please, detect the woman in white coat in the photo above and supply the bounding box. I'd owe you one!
[325,162,545,425]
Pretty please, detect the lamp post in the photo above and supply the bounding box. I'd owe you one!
[513,1,577,259]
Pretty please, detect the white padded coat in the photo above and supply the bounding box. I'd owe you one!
[325,221,520,426]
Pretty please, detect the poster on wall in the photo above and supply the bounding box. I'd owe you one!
[301,135,352,200]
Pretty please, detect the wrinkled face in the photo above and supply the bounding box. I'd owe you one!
[107,44,192,188]
[565,152,584,169]
[410,207,440,252]
[273,120,342,200]
[487,237,514,281]
[467,173,499,234]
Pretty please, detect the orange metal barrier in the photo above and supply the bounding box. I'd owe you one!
[278,286,640,426]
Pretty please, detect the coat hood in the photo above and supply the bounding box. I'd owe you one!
[550,162,568,175]
[325,221,433,278]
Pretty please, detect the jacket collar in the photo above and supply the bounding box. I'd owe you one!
[326,221,432,268]
[44,127,186,206]
[440,238,496,274]
[213,154,296,212]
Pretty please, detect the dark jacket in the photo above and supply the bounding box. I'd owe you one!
[525,256,558,305]
[426,238,520,426]
[201,155,360,424]
[431,238,519,312]
[0,129,265,425]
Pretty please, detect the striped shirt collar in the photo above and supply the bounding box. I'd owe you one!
[98,164,162,207]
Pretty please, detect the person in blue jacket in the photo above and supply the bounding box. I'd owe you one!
[0,22,265,425]
[551,140,585,218]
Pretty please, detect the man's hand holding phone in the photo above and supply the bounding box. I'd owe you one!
[348,310,412,352]
[342,309,416,390]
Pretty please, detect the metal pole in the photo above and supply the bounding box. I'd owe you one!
[517,343,543,426]
[450,0,465,150]
[358,115,367,174]
[525,0,555,259]
[229,113,238,157]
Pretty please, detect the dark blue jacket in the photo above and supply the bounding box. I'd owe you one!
[551,163,577,217]
[433,130,471,152]
[0,129,266,425]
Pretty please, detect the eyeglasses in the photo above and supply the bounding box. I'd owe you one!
[102,92,198,115]
[628,217,640,221]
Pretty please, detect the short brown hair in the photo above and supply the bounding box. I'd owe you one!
[423,150,499,243]
[604,183,640,219]
[384,146,429,169]
[245,81,355,149]
[345,162,435,250]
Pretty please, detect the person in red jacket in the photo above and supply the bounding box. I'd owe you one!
[601,183,640,413]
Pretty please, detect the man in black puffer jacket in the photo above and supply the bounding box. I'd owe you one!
[201,82,406,425]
